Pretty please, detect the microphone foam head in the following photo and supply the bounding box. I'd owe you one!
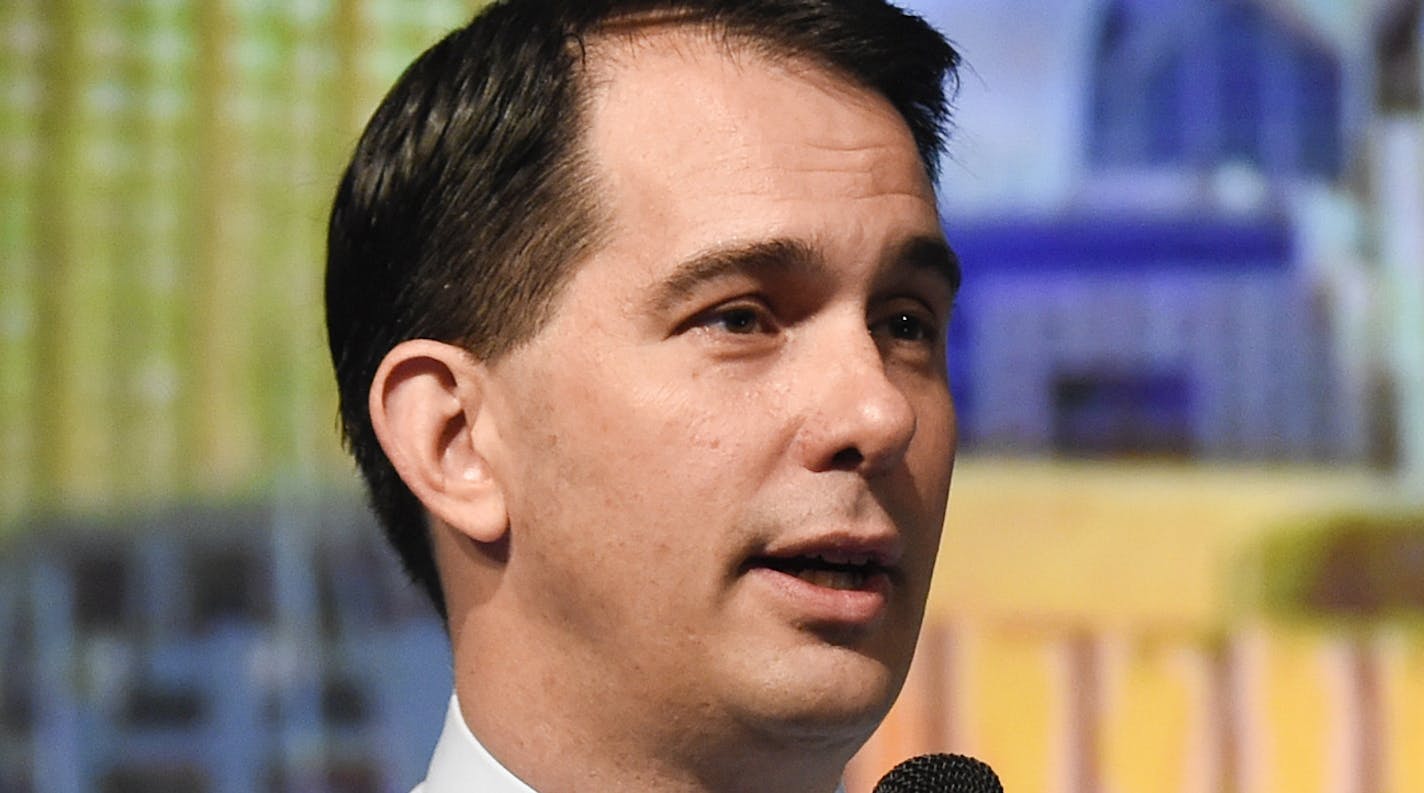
[872,753,1004,793]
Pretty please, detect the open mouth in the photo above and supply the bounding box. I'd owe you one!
[749,553,889,591]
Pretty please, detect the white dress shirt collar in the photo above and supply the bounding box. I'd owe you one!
[413,696,538,793]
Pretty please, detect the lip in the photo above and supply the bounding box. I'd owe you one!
[759,531,904,569]
[744,564,893,627]
[740,531,904,627]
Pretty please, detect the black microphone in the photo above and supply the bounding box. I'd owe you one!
[872,753,1003,793]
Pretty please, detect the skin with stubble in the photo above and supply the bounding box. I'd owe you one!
[415,30,957,793]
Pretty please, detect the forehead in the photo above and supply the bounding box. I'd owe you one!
[571,27,939,280]
[583,29,926,182]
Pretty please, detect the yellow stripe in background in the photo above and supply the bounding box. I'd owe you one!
[1381,633,1424,793]
[965,625,1058,793]
[1253,629,1337,793]
[1099,632,1200,793]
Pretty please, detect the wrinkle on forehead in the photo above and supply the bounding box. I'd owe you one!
[761,141,932,198]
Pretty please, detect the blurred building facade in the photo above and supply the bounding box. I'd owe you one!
[927,0,1423,478]
[2,502,449,793]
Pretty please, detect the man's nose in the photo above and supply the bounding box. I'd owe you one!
[793,325,917,478]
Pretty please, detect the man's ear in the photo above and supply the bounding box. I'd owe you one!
[369,339,507,544]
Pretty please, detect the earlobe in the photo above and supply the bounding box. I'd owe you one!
[368,339,508,544]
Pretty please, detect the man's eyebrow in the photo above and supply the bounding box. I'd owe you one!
[889,235,962,297]
[650,238,821,311]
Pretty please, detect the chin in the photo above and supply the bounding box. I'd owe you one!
[730,641,909,747]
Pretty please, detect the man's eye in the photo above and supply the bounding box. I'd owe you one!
[874,311,936,342]
[704,305,771,335]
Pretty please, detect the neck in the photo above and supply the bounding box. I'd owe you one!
[446,612,852,793]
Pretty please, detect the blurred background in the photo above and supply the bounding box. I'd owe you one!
[1,0,1421,792]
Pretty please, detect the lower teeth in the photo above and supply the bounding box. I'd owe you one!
[794,568,867,590]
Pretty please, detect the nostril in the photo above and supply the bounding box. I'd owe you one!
[829,447,864,471]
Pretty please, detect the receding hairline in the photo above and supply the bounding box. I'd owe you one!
[573,13,915,116]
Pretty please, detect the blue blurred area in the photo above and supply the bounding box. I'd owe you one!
[944,212,1354,460]
[3,502,451,793]
[949,216,1292,273]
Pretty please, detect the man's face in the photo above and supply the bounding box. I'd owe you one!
[479,33,957,752]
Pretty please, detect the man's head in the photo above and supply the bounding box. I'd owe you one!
[327,0,959,619]
[327,0,960,788]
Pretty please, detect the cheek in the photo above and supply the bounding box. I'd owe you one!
[504,364,754,552]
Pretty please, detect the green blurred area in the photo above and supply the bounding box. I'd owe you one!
[0,1,486,532]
